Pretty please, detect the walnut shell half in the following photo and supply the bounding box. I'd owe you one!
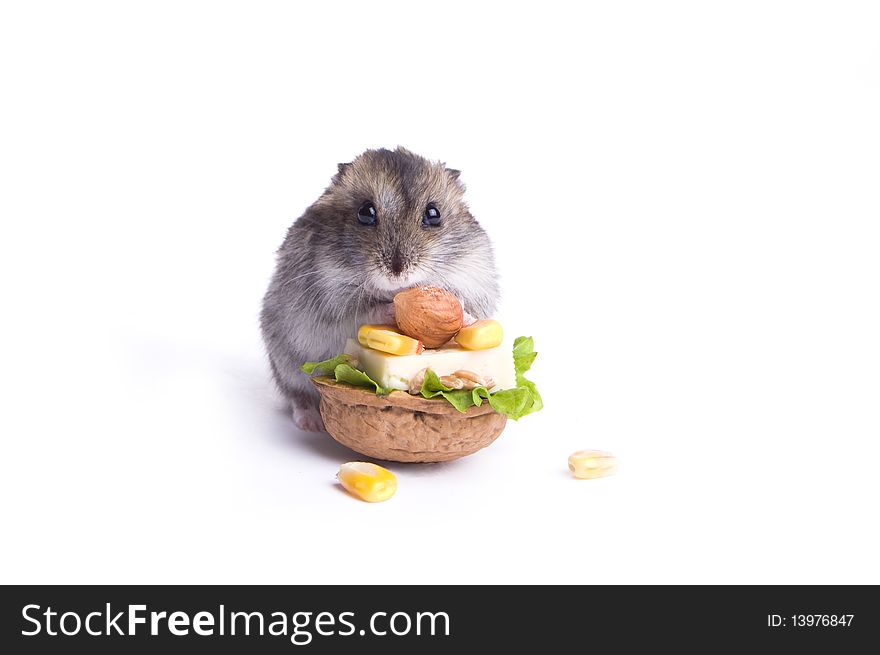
[393,286,463,349]
[311,377,507,463]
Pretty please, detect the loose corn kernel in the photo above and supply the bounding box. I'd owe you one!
[357,324,424,356]
[455,319,504,350]
[568,450,619,479]
[337,462,398,502]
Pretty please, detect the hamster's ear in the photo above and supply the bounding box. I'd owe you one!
[446,168,461,180]
[337,162,351,175]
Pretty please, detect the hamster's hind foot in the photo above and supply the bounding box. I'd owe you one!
[292,403,325,433]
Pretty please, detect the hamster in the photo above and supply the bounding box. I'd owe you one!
[261,147,500,432]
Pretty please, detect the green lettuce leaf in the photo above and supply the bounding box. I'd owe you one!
[300,354,352,376]
[300,355,391,394]
[333,364,391,394]
[300,336,543,420]
[497,335,543,419]
[417,369,482,413]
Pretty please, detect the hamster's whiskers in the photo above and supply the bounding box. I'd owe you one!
[280,269,324,287]
[352,275,371,322]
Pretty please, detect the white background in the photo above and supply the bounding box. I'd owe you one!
[2,1,878,584]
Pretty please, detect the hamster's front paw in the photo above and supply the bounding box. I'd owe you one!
[292,404,325,433]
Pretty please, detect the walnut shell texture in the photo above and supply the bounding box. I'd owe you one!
[394,286,463,349]
[311,377,507,463]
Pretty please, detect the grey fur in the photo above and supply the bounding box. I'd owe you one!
[261,147,500,430]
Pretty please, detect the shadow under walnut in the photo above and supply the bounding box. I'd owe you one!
[311,377,507,463]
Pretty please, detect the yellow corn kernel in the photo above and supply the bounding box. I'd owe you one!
[357,324,423,355]
[568,450,619,479]
[337,462,397,502]
[357,323,396,345]
[455,319,503,350]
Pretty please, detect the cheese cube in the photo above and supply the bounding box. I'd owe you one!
[344,339,516,392]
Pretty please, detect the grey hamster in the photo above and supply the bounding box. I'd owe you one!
[261,147,500,431]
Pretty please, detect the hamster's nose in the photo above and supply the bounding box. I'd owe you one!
[390,251,404,276]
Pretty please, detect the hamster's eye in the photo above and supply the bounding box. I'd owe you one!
[423,204,442,227]
[357,201,377,225]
